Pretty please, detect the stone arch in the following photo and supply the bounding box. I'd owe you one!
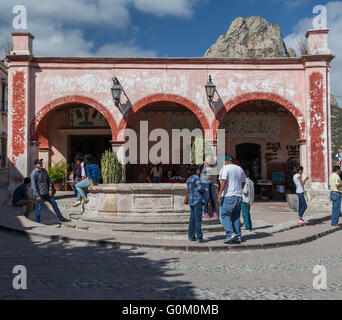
[31,95,118,140]
[116,93,211,140]
[214,92,306,139]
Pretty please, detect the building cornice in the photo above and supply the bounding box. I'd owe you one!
[19,55,333,65]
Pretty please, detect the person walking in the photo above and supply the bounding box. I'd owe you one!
[200,154,218,219]
[218,155,246,244]
[186,165,206,243]
[241,169,254,231]
[293,166,309,223]
[329,166,342,226]
[73,157,100,207]
[12,177,34,218]
[30,159,68,223]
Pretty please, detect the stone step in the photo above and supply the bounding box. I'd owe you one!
[63,218,224,234]
[0,199,339,252]
[69,214,220,225]
[64,212,330,237]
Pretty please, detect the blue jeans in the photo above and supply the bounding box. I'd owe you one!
[71,184,78,198]
[152,176,161,183]
[330,192,341,224]
[202,183,217,213]
[35,194,63,223]
[297,193,307,219]
[188,202,203,241]
[220,196,242,239]
[75,179,91,201]
[241,202,252,230]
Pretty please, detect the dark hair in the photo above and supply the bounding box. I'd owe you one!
[24,177,31,185]
[190,165,199,175]
[296,166,304,173]
[244,169,250,177]
[333,166,340,173]
[76,157,83,163]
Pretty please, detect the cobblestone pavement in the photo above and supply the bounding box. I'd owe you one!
[0,229,341,300]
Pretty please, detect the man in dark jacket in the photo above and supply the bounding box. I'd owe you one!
[30,159,69,223]
[12,177,34,218]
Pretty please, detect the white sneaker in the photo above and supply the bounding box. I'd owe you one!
[82,198,89,205]
[72,201,82,207]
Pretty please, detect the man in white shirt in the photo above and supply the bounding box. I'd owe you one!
[218,155,246,244]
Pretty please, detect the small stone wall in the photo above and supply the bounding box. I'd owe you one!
[84,183,191,218]
[287,189,332,212]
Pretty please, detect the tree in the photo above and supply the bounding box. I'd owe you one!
[297,38,308,56]
[0,34,13,58]
[190,137,212,165]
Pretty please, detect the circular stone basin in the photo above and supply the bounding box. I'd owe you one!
[84,183,190,218]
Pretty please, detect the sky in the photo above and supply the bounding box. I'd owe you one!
[0,0,341,104]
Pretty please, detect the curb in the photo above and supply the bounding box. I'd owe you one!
[0,222,341,252]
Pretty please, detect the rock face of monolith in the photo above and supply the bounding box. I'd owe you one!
[204,16,289,58]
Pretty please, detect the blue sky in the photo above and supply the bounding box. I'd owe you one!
[0,0,341,103]
[109,0,326,57]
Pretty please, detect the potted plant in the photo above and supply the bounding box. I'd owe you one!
[101,150,122,184]
[48,160,69,191]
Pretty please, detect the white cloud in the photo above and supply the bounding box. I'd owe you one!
[132,0,199,18]
[284,1,342,106]
[95,42,157,57]
[0,0,201,57]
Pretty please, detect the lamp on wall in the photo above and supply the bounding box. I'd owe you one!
[111,77,122,107]
[205,75,216,103]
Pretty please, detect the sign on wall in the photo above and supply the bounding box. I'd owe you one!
[70,107,109,128]
[221,114,280,138]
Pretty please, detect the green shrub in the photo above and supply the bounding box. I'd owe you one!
[48,160,69,184]
[101,150,122,184]
[190,137,212,165]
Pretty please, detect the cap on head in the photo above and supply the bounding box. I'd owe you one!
[224,155,232,162]
[34,159,43,165]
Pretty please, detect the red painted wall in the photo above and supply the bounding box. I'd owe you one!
[310,72,325,182]
[11,71,26,164]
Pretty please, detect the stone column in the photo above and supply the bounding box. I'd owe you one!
[305,29,334,190]
[110,140,126,183]
[297,139,307,175]
[7,33,34,186]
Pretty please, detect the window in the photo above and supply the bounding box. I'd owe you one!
[0,138,6,167]
[1,83,5,112]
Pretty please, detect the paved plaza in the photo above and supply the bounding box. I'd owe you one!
[0,228,342,300]
[0,190,341,300]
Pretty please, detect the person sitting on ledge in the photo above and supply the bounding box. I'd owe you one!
[12,177,34,218]
[73,157,100,207]
[150,164,162,183]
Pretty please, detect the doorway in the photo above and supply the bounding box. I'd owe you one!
[236,143,261,182]
[69,135,112,164]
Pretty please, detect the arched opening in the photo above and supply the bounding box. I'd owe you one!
[35,103,112,168]
[124,101,204,183]
[219,99,301,201]
[236,143,261,180]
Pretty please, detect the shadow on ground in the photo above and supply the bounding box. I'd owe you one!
[0,230,195,300]
[0,193,196,300]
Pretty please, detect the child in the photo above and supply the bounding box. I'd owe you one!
[242,169,254,231]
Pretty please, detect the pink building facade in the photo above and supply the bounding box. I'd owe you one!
[7,30,334,192]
